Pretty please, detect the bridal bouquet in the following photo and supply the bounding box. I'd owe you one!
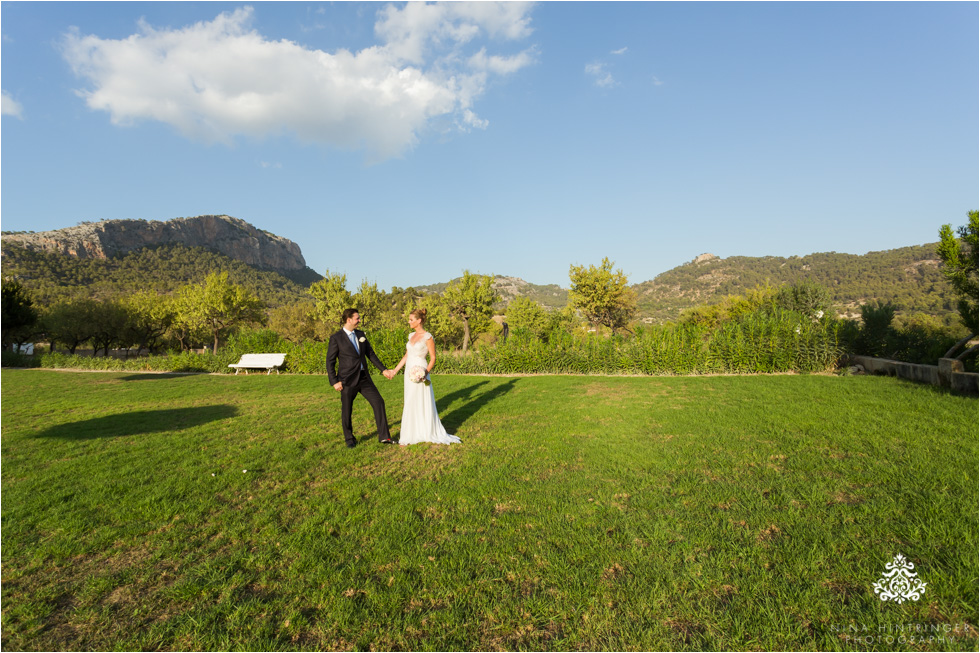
[408,366,430,385]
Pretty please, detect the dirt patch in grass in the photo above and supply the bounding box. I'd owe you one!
[348,444,461,483]
[826,490,864,506]
[1,543,181,651]
[820,579,864,605]
[664,616,707,646]
[756,524,785,545]
[581,382,644,401]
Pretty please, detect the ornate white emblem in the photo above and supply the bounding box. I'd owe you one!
[873,554,927,603]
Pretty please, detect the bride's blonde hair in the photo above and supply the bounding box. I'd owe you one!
[410,308,428,325]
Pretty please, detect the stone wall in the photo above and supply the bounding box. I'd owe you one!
[850,355,978,396]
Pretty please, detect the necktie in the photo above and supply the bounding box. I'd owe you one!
[349,331,360,353]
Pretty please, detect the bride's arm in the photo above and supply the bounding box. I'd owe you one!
[425,336,436,373]
[392,352,408,374]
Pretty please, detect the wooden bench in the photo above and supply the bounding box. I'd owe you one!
[228,353,287,375]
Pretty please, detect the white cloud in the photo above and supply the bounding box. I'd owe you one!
[585,62,616,88]
[60,4,535,160]
[468,47,537,76]
[652,75,664,87]
[611,46,628,55]
[2,90,24,119]
[375,2,534,65]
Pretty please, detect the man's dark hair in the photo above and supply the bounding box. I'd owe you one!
[341,308,360,324]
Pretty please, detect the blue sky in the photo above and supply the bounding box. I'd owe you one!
[2,2,977,291]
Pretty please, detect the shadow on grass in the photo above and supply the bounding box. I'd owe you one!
[117,372,208,381]
[437,379,519,432]
[35,406,239,439]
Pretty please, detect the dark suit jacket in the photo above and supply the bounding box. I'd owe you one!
[326,329,387,386]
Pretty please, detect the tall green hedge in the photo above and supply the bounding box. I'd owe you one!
[436,313,846,376]
[7,316,847,376]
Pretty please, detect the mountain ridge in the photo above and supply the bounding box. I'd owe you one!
[2,216,955,323]
[632,245,953,323]
[2,214,319,283]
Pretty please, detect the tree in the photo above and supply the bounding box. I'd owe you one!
[89,299,129,357]
[42,299,98,354]
[858,300,897,357]
[122,291,175,354]
[169,289,207,351]
[443,271,499,352]
[937,210,979,332]
[268,300,318,343]
[568,258,637,334]
[352,280,398,330]
[546,305,581,337]
[505,296,549,339]
[308,270,353,338]
[388,286,423,326]
[415,293,465,349]
[180,272,265,352]
[1,280,39,348]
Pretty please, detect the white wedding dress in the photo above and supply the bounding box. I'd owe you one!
[399,332,461,446]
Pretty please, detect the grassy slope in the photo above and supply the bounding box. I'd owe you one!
[1,370,977,651]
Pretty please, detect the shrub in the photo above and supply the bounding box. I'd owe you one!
[775,280,832,319]
[505,296,550,339]
[7,317,848,377]
[858,301,897,357]
[226,329,288,358]
[1,351,40,368]
[884,313,966,365]
[433,313,844,376]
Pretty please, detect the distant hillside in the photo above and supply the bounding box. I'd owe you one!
[416,275,569,311]
[2,214,321,284]
[0,241,313,308]
[634,245,958,323]
[411,244,958,325]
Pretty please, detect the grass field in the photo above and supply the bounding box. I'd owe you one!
[1,369,977,651]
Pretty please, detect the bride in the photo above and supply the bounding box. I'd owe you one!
[390,309,461,446]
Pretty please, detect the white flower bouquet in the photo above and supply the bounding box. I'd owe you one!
[408,365,430,385]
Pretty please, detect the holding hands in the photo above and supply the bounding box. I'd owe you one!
[334,369,395,389]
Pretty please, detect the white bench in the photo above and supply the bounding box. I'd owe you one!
[228,353,287,375]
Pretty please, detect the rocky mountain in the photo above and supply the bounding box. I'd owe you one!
[2,215,317,281]
[0,239,319,308]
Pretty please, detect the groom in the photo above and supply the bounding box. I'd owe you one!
[326,308,395,448]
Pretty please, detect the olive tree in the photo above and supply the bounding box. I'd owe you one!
[308,269,353,338]
[505,296,550,339]
[443,271,499,352]
[122,291,175,354]
[352,280,402,330]
[43,299,98,354]
[268,300,318,343]
[178,272,265,352]
[568,258,637,335]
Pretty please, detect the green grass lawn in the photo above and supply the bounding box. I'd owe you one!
[1,369,977,651]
